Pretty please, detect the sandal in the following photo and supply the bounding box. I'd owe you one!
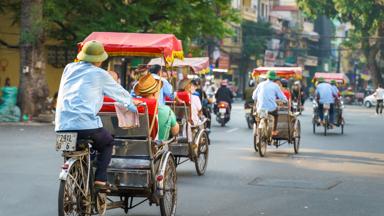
[94,182,117,193]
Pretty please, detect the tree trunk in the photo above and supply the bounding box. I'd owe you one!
[363,22,384,88]
[19,0,49,120]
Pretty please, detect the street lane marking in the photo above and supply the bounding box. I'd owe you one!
[226,128,239,133]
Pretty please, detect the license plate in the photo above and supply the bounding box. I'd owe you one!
[245,109,251,114]
[323,104,330,109]
[56,133,77,151]
[219,108,226,113]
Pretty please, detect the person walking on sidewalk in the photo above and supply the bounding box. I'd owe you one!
[373,84,384,115]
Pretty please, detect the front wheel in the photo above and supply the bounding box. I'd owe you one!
[195,131,209,176]
[58,161,91,216]
[253,123,258,152]
[160,157,177,216]
[293,120,301,154]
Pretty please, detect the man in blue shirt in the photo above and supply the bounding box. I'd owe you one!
[148,64,174,105]
[252,71,287,136]
[55,40,138,191]
[315,78,337,125]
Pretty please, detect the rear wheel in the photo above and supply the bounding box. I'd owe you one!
[293,120,301,154]
[195,131,209,176]
[312,122,316,134]
[58,161,91,216]
[160,157,177,216]
[257,127,267,157]
[341,118,345,135]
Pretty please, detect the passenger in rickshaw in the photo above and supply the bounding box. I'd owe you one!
[148,64,174,105]
[275,78,291,104]
[55,40,139,191]
[291,81,305,106]
[252,71,288,136]
[134,74,180,141]
[177,79,203,126]
[315,78,337,126]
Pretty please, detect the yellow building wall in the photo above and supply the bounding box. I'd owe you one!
[0,12,63,96]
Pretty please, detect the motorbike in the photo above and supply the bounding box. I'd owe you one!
[215,101,230,127]
[244,101,254,129]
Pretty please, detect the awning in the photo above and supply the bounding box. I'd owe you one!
[78,32,184,65]
[313,72,349,84]
[148,57,210,74]
[253,67,303,79]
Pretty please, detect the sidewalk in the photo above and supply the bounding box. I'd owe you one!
[0,121,54,126]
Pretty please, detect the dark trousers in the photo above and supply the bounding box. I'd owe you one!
[268,109,279,131]
[75,128,114,182]
[377,99,383,114]
[318,103,335,124]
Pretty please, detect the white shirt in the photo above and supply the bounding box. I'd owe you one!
[252,80,287,112]
[374,87,384,100]
[191,94,202,125]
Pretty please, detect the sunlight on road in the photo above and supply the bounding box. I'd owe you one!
[230,146,384,177]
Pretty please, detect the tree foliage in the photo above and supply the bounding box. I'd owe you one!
[43,0,239,50]
[297,0,384,86]
[241,20,273,60]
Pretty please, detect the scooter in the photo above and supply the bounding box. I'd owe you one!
[215,101,230,127]
[244,101,254,129]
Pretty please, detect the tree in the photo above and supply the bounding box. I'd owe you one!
[2,0,239,117]
[240,20,273,89]
[297,0,384,87]
[19,0,49,118]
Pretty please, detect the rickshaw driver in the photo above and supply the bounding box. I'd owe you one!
[252,71,288,136]
[315,78,337,126]
[55,40,140,191]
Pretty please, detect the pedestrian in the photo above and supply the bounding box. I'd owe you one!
[373,84,384,115]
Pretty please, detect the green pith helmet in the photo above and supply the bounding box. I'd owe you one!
[317,77,325,83]
[77,40,108,62]
[330,80,337,85]
[266,70,277,80]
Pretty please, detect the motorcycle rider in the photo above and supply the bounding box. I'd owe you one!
[252,71,287,136]
[244,79,256,104]
[55,40,139,191]
[215,79,234,112]
[315,77,337,126]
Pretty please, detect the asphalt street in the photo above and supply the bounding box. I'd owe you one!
[0,102,383,216]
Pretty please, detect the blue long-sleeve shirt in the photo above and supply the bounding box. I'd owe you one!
[315,83,336,104]
[55,61,135,131]
[252,80,287,112]
[131,73,173,105]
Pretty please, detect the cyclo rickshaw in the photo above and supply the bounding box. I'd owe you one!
[312,72,347,136]
[148,57,210,176]
[251,67,302,157]
[56,32,184,216]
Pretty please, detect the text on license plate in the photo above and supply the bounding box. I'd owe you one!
[56,133,77,151]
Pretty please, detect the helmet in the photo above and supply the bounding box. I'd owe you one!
[281,78,288,88]
[249,79,255,87]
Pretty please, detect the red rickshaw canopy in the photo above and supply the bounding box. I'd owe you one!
[252,67,303,79]
[79,32,184,65]
[313,72,349,84]
[148,57,210,74]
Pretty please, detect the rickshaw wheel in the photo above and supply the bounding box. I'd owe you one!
[293,120,301,154]
[160,157,177,216]
[195,131,209,176]
[253,123,258,152]
[58,161,91,216]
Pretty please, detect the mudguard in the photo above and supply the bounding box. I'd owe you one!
[156,151,175,196]
[59,158,78,181]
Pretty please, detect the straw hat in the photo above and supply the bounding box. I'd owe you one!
[77,40,108,62]
[134,74,162,96]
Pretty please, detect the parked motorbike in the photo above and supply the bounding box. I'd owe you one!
[244,101,254,129]
[215,101,230,127]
